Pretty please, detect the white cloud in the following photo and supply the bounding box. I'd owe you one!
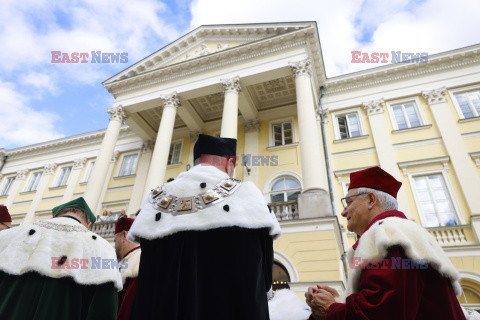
[0,80,64,149]
[189,0,480,77]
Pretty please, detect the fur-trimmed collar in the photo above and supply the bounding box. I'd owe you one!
[128,165,281,242]
[0,217,123,290]
[340,216,462,302]
[119,247,141,284]
[268,289,311,320]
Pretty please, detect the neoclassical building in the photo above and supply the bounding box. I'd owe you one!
[1,22,480,306]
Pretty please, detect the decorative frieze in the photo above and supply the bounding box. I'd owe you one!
[289,58,312,78]
[244,120,260,133]
[44,163,57,175]
[107,105,127,122]
[362,99,385,116]
[221,76,241,94]
[161,92,181,109]
[73,157,87,170]
[422,87,447,105]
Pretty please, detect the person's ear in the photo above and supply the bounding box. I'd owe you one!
[122,230,128,242]
[367,192,377,209]
[226,157,235,177]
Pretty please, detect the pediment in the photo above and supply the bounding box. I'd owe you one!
[104,22,316,85]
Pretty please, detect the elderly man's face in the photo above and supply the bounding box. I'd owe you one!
[341,189,372,235]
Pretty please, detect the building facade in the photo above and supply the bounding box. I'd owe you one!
[1,22,480,307]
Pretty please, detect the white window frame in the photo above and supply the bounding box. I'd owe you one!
[52,165,72,187]
[269,117,296,147]
[332,108,365,140]
[116,152,139,177]
[167,139,184,166]
[268,176,302,203]
[406,166,464,227]
[0,175,15,196]
[24,170,43,192]
[82,160,95,183]
[386,97,428,130]
[448,84,480,119]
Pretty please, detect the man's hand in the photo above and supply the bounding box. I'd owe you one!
[305,286,319,307]
[309,289,337,320]
[316,285,339,298]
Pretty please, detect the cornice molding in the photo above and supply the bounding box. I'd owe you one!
[105,28,323,96]
[5,126,134,161]
[324,47,480,94]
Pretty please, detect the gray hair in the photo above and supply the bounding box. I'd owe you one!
[356,187,398,211]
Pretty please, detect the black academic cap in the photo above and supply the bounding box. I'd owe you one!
[194,134,237,162]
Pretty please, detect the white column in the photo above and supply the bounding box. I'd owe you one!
[362,99,410,216]
[84,105,126,211]
[4,169,28,208]
[24,163,57,223]
[220,76,241,139]
[289,58,332,218]
[144,93,180,194]
[188,131,200,168]
[95,151,120,215]
[289,58,327,193]
[243,120,259,184]
[130,141,154,215]
[422,88,480,217]
[61,158,86,203]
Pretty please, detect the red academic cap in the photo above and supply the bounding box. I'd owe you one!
[0,205,11,223]
[348,166,402,199]
[115,217,134,235]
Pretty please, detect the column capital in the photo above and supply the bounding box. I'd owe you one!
[44,163,57,175]
[141,140,154,153]
[362,99,385,116]
[160,92,181,109]
[189,131,201,142]
[107,105,127,122]
[16,169,29,180]
[112,150,120,163]
[244,120,259,133]
[289,58,313,78]
[422,87,447,105]
[315,106,329,122]
[220,76,241,94]
[73,157,87,170]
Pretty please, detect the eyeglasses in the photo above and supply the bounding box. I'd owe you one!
[340,193,369,209]
[0,221,10,229]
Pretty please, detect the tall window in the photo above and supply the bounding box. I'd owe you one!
[270,177,301,203]
[454,90,480,119]
[0,176,15,196]
[272,121,293,146]
[337,113,361,139]
[25,172,42,192]
[119,154,138,176]
[391,102,421,129]
[55,166,71,187]
[413,174,457,227]
[167,141,182,165]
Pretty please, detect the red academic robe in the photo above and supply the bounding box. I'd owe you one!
[117,246,140,320]
[310,211,466,320]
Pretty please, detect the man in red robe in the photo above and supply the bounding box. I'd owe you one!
[306,166,466,320]
[114,217,141,320]
[0,205,11,231]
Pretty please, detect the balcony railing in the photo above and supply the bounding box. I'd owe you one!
[427,225,474,246]
[90,221,116,239]
[269,201,299,221]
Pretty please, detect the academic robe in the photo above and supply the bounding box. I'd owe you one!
[117,246,141,320]
[310,211,466,320]
[127,164,281,320]
[0,216,123,320]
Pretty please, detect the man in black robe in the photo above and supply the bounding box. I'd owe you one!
[128,134,281,320]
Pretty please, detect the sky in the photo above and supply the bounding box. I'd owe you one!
[0,0,479,150]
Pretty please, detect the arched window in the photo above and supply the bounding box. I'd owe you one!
[269,177,301,203]
[272,261,290,290]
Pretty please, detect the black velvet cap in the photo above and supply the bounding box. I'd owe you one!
[194,134,237,162]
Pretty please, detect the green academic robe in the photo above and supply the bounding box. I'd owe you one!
[0,216,123,320]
